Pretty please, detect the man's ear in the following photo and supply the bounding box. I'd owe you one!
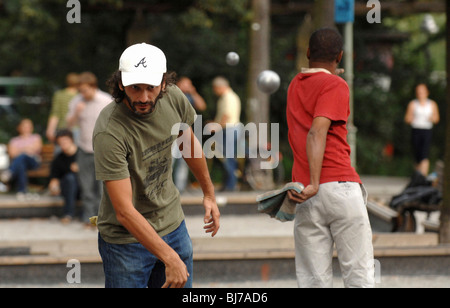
[336,50,344,64]
[119,81,124,91]
[307,48,311,60]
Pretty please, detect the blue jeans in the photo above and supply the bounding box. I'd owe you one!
[222,127,241,190]
[98,221,193,288]
[60,172,79,218]
[9,154,40,193]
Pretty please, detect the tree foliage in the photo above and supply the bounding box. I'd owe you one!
[0,1,446,179]
[352,13,446,176]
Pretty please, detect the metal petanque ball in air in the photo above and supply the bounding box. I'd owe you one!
[257,70,281,94]
[226,52,240,66]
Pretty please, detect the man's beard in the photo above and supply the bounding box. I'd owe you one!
[124,90,164,116]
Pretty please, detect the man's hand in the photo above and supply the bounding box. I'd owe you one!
[287,184,319,204]
[162,253,190,288]
[106,179,190,289]
[203,196,220,237]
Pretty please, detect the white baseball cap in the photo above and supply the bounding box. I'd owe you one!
[119,43,167,87]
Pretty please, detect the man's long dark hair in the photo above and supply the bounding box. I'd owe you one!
[106,70,177,103]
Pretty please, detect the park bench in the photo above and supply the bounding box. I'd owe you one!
[366,200,398,232]
[423,218,439,233]
[27,143,55,188]
[390,161,443,232]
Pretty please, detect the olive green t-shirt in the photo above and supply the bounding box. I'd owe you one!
[93,85,196,244]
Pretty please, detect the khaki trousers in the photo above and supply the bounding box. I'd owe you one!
[294,182,375,288]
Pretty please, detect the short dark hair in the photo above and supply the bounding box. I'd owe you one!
[309,28,343,63]
[55,129,74,141]
[106,70,178,104]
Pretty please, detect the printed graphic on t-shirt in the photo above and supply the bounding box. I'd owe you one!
[142,136,174,161]
[137,136,175,201]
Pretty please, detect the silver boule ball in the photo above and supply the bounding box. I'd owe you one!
[226,52,240,66]
[257,70,280,94]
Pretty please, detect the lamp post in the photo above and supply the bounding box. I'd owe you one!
[335,0,357,168]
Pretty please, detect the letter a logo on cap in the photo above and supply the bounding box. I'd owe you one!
[135,57,147,68]
[120,43,167,87]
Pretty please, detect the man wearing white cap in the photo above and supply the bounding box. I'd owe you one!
[93,43,220,288]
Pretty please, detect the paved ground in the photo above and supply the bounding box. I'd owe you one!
[1,175,448,288]
[2,276,449,288]
[1,214,449,288]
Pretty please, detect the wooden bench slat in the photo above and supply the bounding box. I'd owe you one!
[27,144,54,180]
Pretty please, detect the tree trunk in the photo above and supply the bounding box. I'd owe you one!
[313,0,335,29]
[247,0,270,126]
[245,0,275,190]
[440,1,450,244]
[296,14,314,72]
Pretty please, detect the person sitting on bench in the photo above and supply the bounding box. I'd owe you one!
[0,118,42,198]
[49,129,80,224]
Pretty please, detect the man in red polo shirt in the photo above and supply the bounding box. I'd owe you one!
[287,28,374,288]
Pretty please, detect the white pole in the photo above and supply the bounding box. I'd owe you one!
[344,21,357,168]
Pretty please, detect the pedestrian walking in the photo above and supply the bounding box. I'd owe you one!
[404,83,440,176]
[46,73,79,143]
[172,76,207,192]
[66,72,110,226]
[212,76,241,191]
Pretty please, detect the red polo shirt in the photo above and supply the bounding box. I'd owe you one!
[286,69,360,186]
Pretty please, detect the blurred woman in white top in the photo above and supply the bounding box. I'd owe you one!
[404,84,440,176]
